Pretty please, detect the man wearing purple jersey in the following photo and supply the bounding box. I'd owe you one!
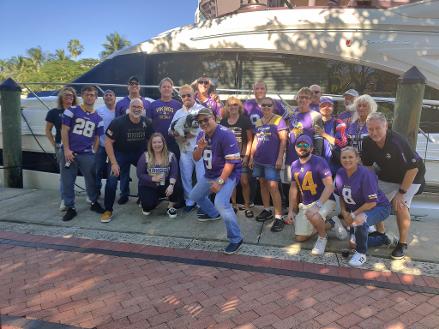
[190,108,243,254]
[60,85,105,222]
[243,81,286,131]
[287,135,340,256]
[115,76,151,118]
[150,77,182,157]
[335,146,392,267]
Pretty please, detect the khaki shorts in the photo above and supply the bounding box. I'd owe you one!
[294,200,336,237]
[378,180,420,209]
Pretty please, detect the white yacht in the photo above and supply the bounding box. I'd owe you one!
[1,0,439,189]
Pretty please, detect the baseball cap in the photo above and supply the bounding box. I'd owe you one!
[128,76,139,84]
[103,89,115,95]
[343,89,359,97]
[295,134,313,147]
[319,96,334,105]
[196,108,214,118]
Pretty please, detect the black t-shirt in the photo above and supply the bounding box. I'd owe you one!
[45,108,64,144]
[361,130,425,184]
[220,114,252,156]
[106,115,153,153]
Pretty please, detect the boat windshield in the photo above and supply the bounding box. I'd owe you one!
[197,0,423,21]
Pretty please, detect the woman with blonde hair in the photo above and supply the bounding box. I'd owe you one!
[346,94,377,154]
[45,86,78,211]
[220,96,254,217]
[136,133,181,218]
[192,75,223,119]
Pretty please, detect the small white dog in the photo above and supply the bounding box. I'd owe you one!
[170,113,199,137]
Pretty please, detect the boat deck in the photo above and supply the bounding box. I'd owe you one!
[1,187,439,277]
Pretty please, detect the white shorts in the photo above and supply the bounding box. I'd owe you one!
[294,200,336,237]
[281,164,292,184]
[378,180,420,209]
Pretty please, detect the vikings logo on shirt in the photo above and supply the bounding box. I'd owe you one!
[256,126,272,143]
[292,122,304,138]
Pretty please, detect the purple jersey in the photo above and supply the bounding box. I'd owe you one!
[286,109,323,164]
[62,106,103,153]
[115,96,151,118]
[334,165,390,212]
[346,121,368,153]
[243,99,286,130]
[150,99,181,140]
[338,110,353,125]
[196,125,241,181]
[291,155,332,205]
[253,115,287,166]
[195,93,223,118]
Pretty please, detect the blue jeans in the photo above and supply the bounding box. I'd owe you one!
[104,150,142,211]
[353,204,391,254]
[55,145,64,201]
[60,152,98,209]
[95,146,108,192]
[189,177,242,244]
[179,151,205,207]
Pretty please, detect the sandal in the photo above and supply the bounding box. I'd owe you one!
[244,209,254,218]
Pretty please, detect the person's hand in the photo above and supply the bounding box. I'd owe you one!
[393,192,407,212]
[248,157,254,170]
[242,156,249,167]
[110,163,120,177]
[275,158,283,170]
[151,175,162,183]
[64,148,75,163]
[210,181,222,193]
[342,211,354,225]
[165,184,174,197]
[285,211,296,225]
[197,135,207,150]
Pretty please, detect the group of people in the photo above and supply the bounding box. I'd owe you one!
[45,76,425,262]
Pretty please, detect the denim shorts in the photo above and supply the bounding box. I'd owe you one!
[252,163,280,181]
[364,203,391,226]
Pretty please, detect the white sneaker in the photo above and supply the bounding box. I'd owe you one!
[86,197,92,204]
[311,236,327,256]
[368,225,376,233]
[142,210,151,216]
[348,252,367,267]
[331,216,348,240]
[59,200,67,212]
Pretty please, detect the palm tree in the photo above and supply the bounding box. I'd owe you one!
[100,32,131,59]
[68,39,84,59]
[7,56,32,80]
[27,47,45,71]
[55,49,69,61]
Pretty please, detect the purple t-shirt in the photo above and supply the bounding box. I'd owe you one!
[253,115,287,167]
[136,152,179,188]
[334,165,390,212]
[115,96,151,118]
[291,155,332,205]
[196,125,241,181]
[346,121,368,153]
[285,109,323,165]
[150,99,181,141]
[62,106,104,153]
[243,99,286,130]
[195,93,223,118]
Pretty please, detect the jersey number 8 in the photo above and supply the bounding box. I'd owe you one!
[72,118,96,138]
[342,187,356,205]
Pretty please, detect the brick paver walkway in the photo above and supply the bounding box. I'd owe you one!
[2,232,439,329]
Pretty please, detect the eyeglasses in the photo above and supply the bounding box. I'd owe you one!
[296,142,310,148]
[181,93,192,98]
[261,103,273,108]
[313,90,321,94]
[197,117,211,125]
[298,95,310,99]
[129,82,139,86]
[229,103,239,107]
[198,80,209,85]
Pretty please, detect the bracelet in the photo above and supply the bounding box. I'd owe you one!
[398,188,407,194]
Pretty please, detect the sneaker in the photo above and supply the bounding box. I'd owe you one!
[167,207,177,219]
[117,196,129,205]
[391,242,408,260]
[368,225,376,233]
[331,216,348,240]
[311,236,328,256]
[90,201,105,214]
[100,210,112,223]
[271,218,285,232]
[348,251,367,267]
[59,200,67,212]
[197,208,206,217]
[85,197,92,204]
[384,232,399,248]
[142,209,151,216]
[62,208,77,222]
[197,213,221,222]
[183,205,196,213]
[255,209,273,222]
[224,240,243,255]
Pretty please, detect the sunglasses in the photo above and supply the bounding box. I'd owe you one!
[261,103,273,108]
[313,90,321,94]
[129,82,139,86]
[198,80,209,85]
[181,93,192,98]
[197,117,211,125]
[296,142,310,148]
[298,95,310,99]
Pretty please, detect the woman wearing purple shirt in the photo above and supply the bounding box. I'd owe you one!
[193,75,223,120]
[335,146,393,267]
[346,94,377,154]
[136,133,181,218]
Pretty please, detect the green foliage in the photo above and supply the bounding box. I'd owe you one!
[100,32,131,59]
[68,39,84,59]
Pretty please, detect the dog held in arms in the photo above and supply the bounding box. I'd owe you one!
[170,113,199,138]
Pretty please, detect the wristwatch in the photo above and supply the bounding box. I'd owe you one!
[398,188,407,194]
[217,178,225,185]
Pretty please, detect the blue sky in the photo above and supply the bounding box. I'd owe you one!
[0,0,198,60]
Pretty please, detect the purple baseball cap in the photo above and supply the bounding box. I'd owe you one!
[295,134,313,147]
[319,96,334,105]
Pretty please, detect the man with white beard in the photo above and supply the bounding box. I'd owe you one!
[338,89,359,125]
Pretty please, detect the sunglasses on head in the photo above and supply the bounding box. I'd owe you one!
[313,90,321,94]
[197,117,211,124]
[261,103,273,108]
[181,93,192,98]
[296,142,310,148]
[198,80,209,85]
